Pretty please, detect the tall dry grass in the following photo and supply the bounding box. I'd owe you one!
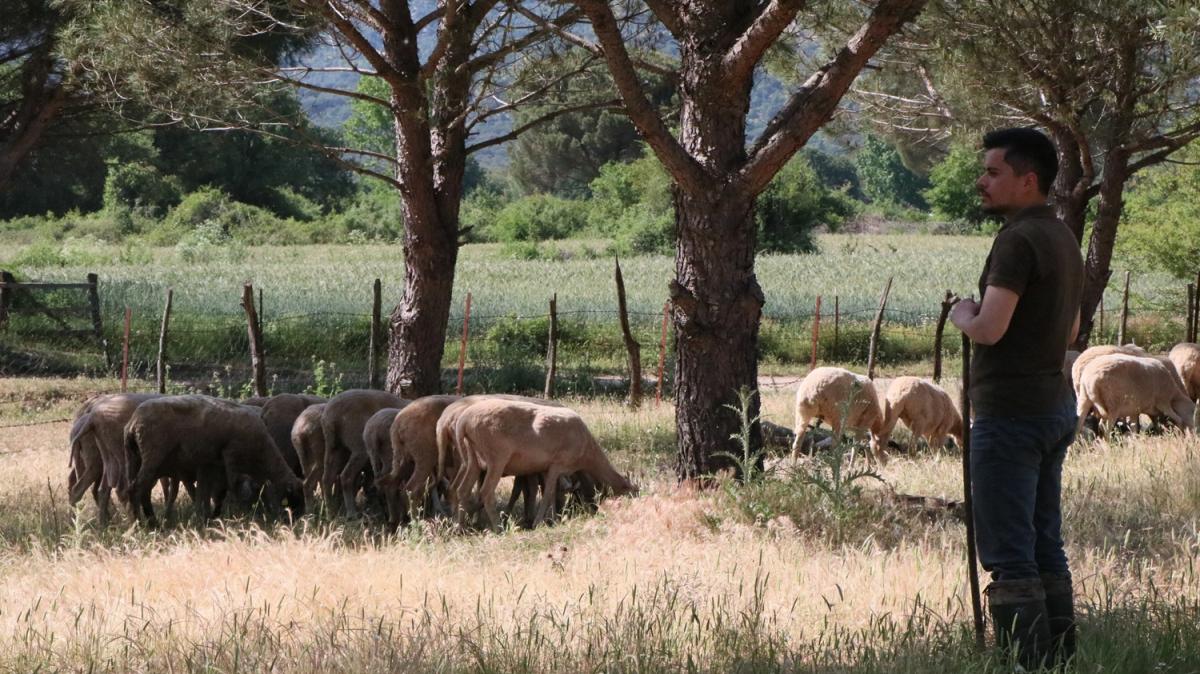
[0,385,1198,672]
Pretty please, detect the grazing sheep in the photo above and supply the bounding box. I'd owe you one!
[790,367,886,464]
[290,403,327,503]
[260,393,326,477]
[362,407,408,525]
[378,395,461,521]
[67,393,163,523]
[451,398,636,529]
[438,394,566,516]
[1169,343,1200,402]
[1075,354,1196,437]
[879,377,963,452]
[1071,344,1148,399]
[239,397,270,407]
[320,389,408,515]
[124,395,303,525]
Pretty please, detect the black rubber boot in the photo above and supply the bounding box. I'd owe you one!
[987,578,1053,671]
[1042,573,1076,669]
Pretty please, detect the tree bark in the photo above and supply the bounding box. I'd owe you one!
[0,46,69,192]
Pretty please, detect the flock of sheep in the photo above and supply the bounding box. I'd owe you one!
[62,341,1198,530]
[790,342,1199,464]
[66,390,636,529]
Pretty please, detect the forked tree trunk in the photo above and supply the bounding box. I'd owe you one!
[1075,147,1129,349]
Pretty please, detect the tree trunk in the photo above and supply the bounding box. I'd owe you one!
[672,34,763,481]
[672,195,764,481]
[1074,147,1129,349]
[0,48,68,191]
[1049,128,1090,245]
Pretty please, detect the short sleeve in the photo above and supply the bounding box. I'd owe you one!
[985,230,1036,296]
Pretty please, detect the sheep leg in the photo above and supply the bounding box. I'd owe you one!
[404,464,434,518]
[68,454,102,507]
[161,478,180,521]
[476,462,506,532]
[533,468,564,528]
[1074,397,1094,439]
[322,445,349,512]
[452,443,481,525]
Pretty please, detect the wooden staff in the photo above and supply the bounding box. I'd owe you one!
[960,331,985,649]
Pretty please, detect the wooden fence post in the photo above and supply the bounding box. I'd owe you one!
[241,283,267,397]
[455,292,472,395]
[810,295,821,371]
[156,289,173,394]
[1118,271,1131,345]
[368,279,382,389]
[544,294,558,399]
[121,306,131,392]
[866,276,893,380]
[833,295,839,357]
[86,273,110,369]
[656,301,669,408]
[0,270,12,330]
[614,258,642,408]
[933,290,956,383]
[1189,283,1197,343]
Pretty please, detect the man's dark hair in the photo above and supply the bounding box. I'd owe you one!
[982,128,1058,195]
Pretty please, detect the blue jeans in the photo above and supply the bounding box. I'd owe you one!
[970,395,1077,581]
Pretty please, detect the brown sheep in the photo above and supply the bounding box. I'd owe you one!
[791,367,886,464]
[1071,344,1148,400]
[321,389,408,515]
[1075,354,1196,437]
[879,377,963,452]
[362,407,408,525]
[452,398,636,529]
[124,395,303,525]
[378,395,461,521]
[67,393,163,523]
[438,394,566,516]
[1169,343,1200,402]
[290,402,327,503]
[260,393,326,477]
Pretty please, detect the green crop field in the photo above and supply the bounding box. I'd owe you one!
[1,234,1190,392]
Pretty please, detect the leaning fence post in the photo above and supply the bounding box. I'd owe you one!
[1187,284,1195,343]
[866,276,893,380]
[544,293,558,399]
[455,292,472,395]
[241,283,267,397]
[810,295,821,371]
[656,301,669,408]
[368,279,382,389]
[121,306,131,393]
[614,258,642,408]
[933,290,956,383]
[1118,271,1131,345]
[156,288,173,394]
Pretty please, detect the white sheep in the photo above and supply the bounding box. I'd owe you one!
[1075,354,1196,437]
[790,367,886,464]
[1168,343,1199,402]
[879,377,963,452]
[1071,344,1148,400]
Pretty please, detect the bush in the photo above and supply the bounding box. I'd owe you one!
[756,154,855,252]
[324,181,405,243]
[924,143,985,226]
[154,188,293,246]
[174,221,247,263]
[487,194,589,242]
[103,161,182,218]
[1118,143,1200,280]
[586,151,673,237]
[855,135,929,210]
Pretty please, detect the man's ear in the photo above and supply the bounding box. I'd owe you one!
[1022,170,1040,194]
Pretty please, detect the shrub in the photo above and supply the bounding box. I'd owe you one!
[488,194,589,242]
[756,154,855,253]
[102,161,182,218]
[324,182,405,243]
[154,188,291,246]
[924,143,985,226]
[855,135,929,210]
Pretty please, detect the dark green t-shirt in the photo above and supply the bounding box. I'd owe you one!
[970,205,1083,417]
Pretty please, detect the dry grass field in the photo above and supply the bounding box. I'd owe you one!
[1,377,1198,673]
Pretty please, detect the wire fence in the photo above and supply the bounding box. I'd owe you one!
[2,273,1197,398]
